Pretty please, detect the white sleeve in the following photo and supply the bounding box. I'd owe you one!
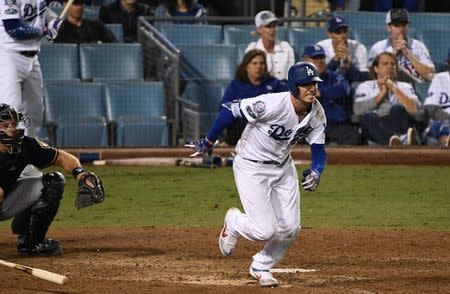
[238,94,275,123]
[368,42,382,66]
[0,0,20,20]
[245,42,256,53]
[45,7,58,22]
[306,104,326,145]
[399,82,421,106]
[416,42,435,69]
[354,42,368,71]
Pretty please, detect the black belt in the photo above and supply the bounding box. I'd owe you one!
[19,51,38,58]
[244,156,289,166]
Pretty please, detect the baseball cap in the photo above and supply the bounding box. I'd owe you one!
[327,16,349,33]
[255,10,278,28]
[302,44,326,58]
[386,8,409,24]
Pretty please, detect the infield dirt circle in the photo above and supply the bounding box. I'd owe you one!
[0,227,449,293]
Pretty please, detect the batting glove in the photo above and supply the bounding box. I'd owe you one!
[43,18,62,40]
[185,138,214,157]
[301,169,320,191]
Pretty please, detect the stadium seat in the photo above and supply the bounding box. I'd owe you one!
[79,43,143,80]
[39,43,79,81]
[288,27,327,57]
[105,23,124,43]
[182,81,226,135]
[352,27,388,50]
[223,25,289,45]
[414,81,431,102]
[83,6,100,20]
[409,13,450,31]
[334,11,385,29]
[179,44,236,82]
[159,24,222,45]
[44,81,108,147]
[92,0,115,6]
[105,81,169,146]
[417,29,450,64]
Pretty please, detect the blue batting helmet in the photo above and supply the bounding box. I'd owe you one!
[288,62,323,97]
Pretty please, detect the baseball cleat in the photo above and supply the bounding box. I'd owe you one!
[389,135,402,146]
[218,207,240,256]
[18,239,62,256]
[249,266,279,287]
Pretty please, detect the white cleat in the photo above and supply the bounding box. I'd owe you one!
[218,207,240,256]
[249,266,279,287]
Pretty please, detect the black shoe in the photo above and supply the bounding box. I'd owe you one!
[18,239,62,256]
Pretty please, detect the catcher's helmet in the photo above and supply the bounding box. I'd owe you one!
[0,103,26,154]
[288,62,323,97]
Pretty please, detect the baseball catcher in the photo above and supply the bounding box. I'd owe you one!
[0,103,105,256]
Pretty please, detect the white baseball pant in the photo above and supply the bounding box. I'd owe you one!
[229,154,301,270]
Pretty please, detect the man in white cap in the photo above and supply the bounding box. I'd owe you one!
[368,8,435,81]
[245,10,295,81]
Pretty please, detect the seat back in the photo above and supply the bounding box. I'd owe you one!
[288,27,327,56]
[417,29,450,64]
[159,24,222,45]
[105,23,124,42]
[39,44,79,81]
[79,43,143,80]
[84,6,100,20]
[223,25,288,45]
[179,44,236,82]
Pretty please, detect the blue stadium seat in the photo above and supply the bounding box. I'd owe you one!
[44,81,108,147]
[179,44,236,82]
[105,23,124,42]
[409,13,450,31]
[334,11,385,29]
[414,81,431,102]
[92,0,115,6]
[235,43,248,65]
[352,27,388,50]
[289,27,327,57]
[223,25,289,45]
[417,29,450,64]
[83,6,100,20]
[182,81,226,135]
[39,44,79,81]
[79,43,143,80]
[159,24,222,45]
[105,81,168,146]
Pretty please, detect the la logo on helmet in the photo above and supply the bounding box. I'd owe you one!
[306,66,314,76]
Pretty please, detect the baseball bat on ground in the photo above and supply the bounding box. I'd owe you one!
[0,259,67,285]
[59,0,74,19]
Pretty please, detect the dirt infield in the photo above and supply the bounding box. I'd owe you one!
[0,227,449,293]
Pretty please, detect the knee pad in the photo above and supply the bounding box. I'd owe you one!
[41,172,66,204]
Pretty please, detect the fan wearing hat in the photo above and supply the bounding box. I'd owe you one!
[423,48,450,148]
[368,8,435,81]
[54,0,117,44]
[302,44,361,145]
[316,16,369,82]
[245,10,295,81]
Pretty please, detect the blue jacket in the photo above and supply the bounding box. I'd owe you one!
[317,70,352,125]
[221,76,288,105]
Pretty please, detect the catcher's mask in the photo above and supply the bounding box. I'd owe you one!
[0,103,27,154]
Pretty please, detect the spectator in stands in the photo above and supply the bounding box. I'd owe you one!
[99,0,153,42]
[368,8,435,81]
[221,49,288,145]
[354,52,421,146]
[423,49,450,148]
[302,44,361,145]
[245,10,295,81]
[154,0,207,25]
[54,0,117,44]
[316,16,369,83]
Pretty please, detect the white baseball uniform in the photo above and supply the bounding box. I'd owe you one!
[225,91,326,270]
[368,38,435,81]
[424,71,450,115]
[0,0,56,139]
[246,39,295,80]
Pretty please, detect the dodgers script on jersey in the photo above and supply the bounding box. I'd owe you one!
[232,91,326,162]
[424,72,450,114]
[0,0,52,51]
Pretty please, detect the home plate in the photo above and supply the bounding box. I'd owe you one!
[270,268,317,273]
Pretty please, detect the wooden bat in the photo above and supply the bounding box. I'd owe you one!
[0,259,67,285]
[59,0,74,19]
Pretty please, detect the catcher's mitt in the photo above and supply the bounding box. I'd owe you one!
[75,172,105,209]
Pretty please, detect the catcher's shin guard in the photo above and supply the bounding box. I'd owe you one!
[16,172,65,253]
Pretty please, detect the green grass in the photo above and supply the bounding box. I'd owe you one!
[1,165,449,230]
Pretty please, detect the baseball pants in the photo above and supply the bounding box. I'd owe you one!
[230,154,301,270]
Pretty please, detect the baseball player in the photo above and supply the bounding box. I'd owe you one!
[186,62,327,287]
[0,0,62,140]
[0,103,104,255]
[423,48,450,148]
